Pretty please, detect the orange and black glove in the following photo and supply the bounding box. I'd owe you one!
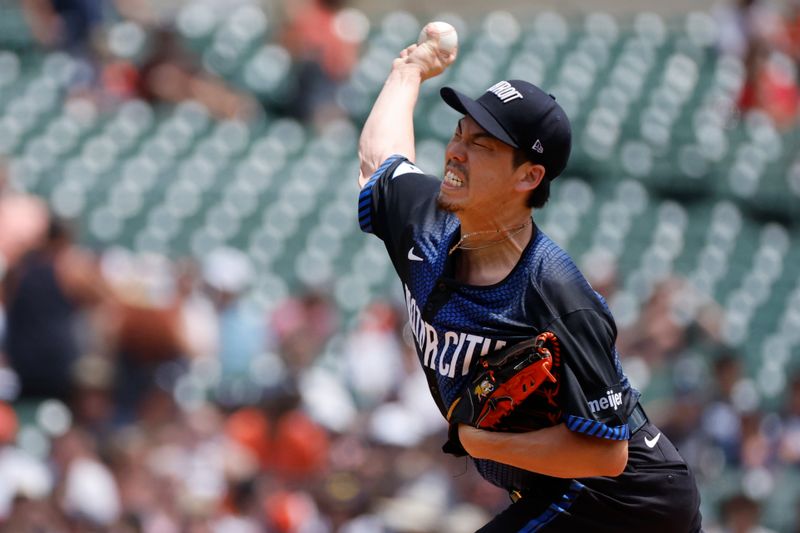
[443,332,560,457]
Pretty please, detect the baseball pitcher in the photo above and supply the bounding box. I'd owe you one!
[356,25,703,532]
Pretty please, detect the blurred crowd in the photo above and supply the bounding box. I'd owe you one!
[14,0,800,132]
[0,183,503,532]
[0,0,799,532]
[3,168,800,532]
[19,0,363,128]
[713,0,800,129]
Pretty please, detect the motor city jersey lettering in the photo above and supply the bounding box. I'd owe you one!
[404,284,506,377]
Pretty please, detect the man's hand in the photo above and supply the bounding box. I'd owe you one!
[394,40,457,82]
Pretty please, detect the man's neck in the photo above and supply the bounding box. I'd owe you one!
[452,220,534,286]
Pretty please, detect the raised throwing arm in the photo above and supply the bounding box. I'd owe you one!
[357,29,457,187]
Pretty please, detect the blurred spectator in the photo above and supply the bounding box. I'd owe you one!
[54,427,122,527]
[0,161,48,286]
[272,287,338,376]
[23,0,262,119]
[22,0,103,54]
[272,409,329,482]
[0,404,54,525]
[201,247,263,383]
[279,0,362,126]
[225,407,272,470]
[177,259,218,362]
[655,387,707,469]
[342,300,405,409]
[2,496,70,532]
[110,253,193,425]
[703,354,745,465]
[739,409,777,469]
[713,0,785,58]
[618,277,724,374]
[787,1,800,60]
[713,0,800,128]
[359,321,446,448]
[70,354,117,432]
[697,357,778,471]
[3,215,117,402]
[0,402,17,445]
[263,489,328,533]
[97,25,257,118]
[707,492,778,533]
[121,28,259,120]
[618,278,691,367]
[21,0,104,96]
[778,373,800,464]
[738,42,799,129]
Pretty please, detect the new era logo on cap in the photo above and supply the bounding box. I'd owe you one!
[440,79,572,180]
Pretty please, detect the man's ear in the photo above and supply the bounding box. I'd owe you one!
[515,163,546,193]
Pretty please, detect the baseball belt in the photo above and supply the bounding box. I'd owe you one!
[628,402,648,436]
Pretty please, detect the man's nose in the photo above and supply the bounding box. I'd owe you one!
[446,140,467,162]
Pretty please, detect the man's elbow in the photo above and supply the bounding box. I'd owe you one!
[358,154,376,189]
[358,142,383,184]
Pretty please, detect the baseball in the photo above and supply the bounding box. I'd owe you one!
[417,21,458,53]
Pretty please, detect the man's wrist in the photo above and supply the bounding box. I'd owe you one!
[390,61,425,82]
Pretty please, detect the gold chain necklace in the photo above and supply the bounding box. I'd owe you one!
[448,218,532,255]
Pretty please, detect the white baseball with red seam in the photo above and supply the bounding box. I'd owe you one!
[417,21,458,54]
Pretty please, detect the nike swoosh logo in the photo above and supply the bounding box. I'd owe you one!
[408,247,424,262]
[644,432,661,449]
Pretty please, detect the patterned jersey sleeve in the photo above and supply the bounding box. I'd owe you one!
[548,309,638,441]
[358,154,441,261]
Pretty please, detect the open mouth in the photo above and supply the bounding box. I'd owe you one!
[443,169,464,188]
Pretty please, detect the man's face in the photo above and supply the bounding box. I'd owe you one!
[438,116,524,215]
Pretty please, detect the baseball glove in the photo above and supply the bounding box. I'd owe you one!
[442,331,560,457]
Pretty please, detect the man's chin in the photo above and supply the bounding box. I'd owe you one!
[437,192,463,213]
[436,191,464,213]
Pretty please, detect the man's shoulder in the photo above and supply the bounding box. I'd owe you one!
[527,230,581,284]
[371,156,443,210]
[527,230,602,314]
[369,155,436,184]
[360,154,446,237]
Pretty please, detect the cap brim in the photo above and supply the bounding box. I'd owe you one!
[440,87,519,148]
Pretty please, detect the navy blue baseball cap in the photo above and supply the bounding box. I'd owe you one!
[440,80,572,180]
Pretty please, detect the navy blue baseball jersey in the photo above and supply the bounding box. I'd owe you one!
[358,155,641,499]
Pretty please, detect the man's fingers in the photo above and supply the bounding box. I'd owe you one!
[399,44,418,59]
[395,41,455,81]
[442,47,458,64]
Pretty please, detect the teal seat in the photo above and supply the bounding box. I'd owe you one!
[0,5,35,49]
[377,10,422,49]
